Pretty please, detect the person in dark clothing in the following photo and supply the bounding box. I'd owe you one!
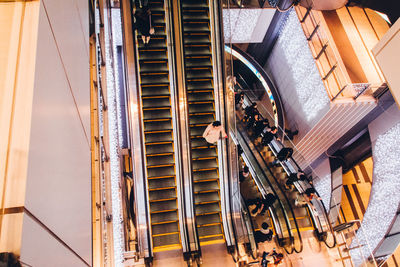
[134,6,154,44]
[259,193,276,215]
[254,222,273,243]
[239,166,250,183]
[297,171,313,185]
[244,103,258,122]
[261,249,283,267]
[235,91,244,110]
[246,113,259,130]
[271,147,293,166]
[284,128,299,141]
[285,173,298,191]
[247,198,264,217]
[237,144,243,155]
[261,126,278,146]
[254,119,270,139]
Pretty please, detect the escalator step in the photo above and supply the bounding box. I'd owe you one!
[147,155,174,167]
[153,233,180,248]
[139,62,168,73]
[147,165,175,178]
[196,213,221,226]
[140,74,169,85]
[197,224,223,238]
[191,148,217,159]
[195,202,220,215]
[149,188,177,201]
[152,221,179,236]
[186,80,213,90]
[150,199,177,213]
[148,177,176,190]
[142,97,171,108]
[145,132,173,144]
[183,35,210,44]
[194,191,220,204]
[193,169,218,182]
[192,158,218,170]
[141,85,170,96]
[194,181,219,193]
[142,110,171,120]
[151,212,178,224]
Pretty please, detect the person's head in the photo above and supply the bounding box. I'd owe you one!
[240,92,244,97]
[251,102,257,108]
[243,166,249,173]
[254,114,260,120]
[270,126,277,133]
[261,222,269,230]
[212,121,221,127]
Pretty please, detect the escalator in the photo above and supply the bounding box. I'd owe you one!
[180,0,225,244]
[135,0,181,251]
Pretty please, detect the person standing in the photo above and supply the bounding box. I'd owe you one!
[270,147,293,166]
[261,127,279,147]
[239,166,250,182]
[202,121,227,144]
[134,6,154,44]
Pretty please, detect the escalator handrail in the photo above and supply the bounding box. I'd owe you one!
[164,0,199,259]
[236,127,295,254]
[240,195,259,260]
[173,0,202,261]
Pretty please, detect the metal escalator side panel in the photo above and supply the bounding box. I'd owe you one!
[209,0,236,249]
[165,0,199,258]
[121,0,152,258]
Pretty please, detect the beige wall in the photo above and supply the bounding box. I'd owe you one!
[0,0,40,254]
[0,0,91,265]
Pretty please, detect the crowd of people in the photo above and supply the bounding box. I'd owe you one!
[233,81,326,265]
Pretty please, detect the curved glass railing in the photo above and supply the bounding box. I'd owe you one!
[235,129,295,254]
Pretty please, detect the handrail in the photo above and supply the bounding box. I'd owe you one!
[240,195,259,260]
[172,0,202,262]
[236,128,295,254]
[209,0,236,251]
[165,0,195,261]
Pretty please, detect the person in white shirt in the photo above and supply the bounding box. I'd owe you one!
[202,121,228,144]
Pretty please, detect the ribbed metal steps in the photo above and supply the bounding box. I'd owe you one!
[136,0,181,251]
[181,0,224,245]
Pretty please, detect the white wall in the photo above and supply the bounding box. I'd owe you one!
[22,0,91,265]
[265,10,330,140]
[20,215,89,267]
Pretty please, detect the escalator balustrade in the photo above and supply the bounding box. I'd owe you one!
[136,0,181,251]
[181,0,224,244]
